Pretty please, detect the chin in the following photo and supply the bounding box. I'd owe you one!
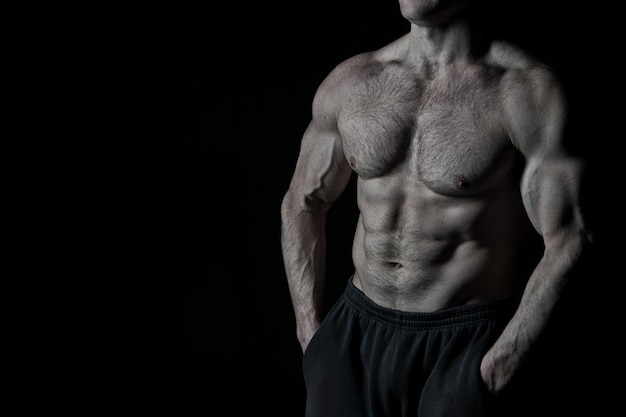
[398,0,472,25]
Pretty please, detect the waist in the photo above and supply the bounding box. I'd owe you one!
[351,268,520,313]
[344,276,519,329]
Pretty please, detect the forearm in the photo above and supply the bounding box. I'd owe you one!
[481,235,590,392]
[281,196,328,351]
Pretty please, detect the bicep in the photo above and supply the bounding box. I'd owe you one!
[284,58,360,213]
[521,155,587,245]
[286,119,353,213]
[508,68,588,245]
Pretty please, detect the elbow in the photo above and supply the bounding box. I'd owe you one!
[280,191,295,224]
[543,225,594,264]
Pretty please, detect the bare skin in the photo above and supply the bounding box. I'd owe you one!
[281,0,591,395]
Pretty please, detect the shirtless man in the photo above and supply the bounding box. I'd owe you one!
[280,0,592,415]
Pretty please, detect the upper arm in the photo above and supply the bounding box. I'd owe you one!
[284,66,354,214]
[506,68,590,248]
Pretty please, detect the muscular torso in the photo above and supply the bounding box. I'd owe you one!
[338,56,533,311]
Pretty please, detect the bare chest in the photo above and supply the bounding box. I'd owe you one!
[338,69,516,194]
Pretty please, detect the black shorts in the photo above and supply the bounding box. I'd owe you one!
[303,277,519,417]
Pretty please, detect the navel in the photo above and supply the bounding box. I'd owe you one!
[453,175,470,190]
[387,261,403,269]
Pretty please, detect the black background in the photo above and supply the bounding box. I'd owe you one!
[72,0,624,414]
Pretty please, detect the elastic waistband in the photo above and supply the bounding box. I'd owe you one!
[343,278,518,330]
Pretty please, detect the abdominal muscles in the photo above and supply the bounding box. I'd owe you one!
[351,177,526,312]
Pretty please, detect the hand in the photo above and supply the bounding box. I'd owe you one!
[480,347,518,394]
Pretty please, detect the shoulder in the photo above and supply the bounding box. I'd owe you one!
[312,52,379,117]
[488,40,563,100]
[312,35,409,117]
[488,41,567,152]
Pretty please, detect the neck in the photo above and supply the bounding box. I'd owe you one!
[405,12,487,73]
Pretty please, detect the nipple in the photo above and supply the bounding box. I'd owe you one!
[453,175,470,190]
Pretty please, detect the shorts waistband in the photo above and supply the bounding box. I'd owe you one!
[343,277,518,330]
